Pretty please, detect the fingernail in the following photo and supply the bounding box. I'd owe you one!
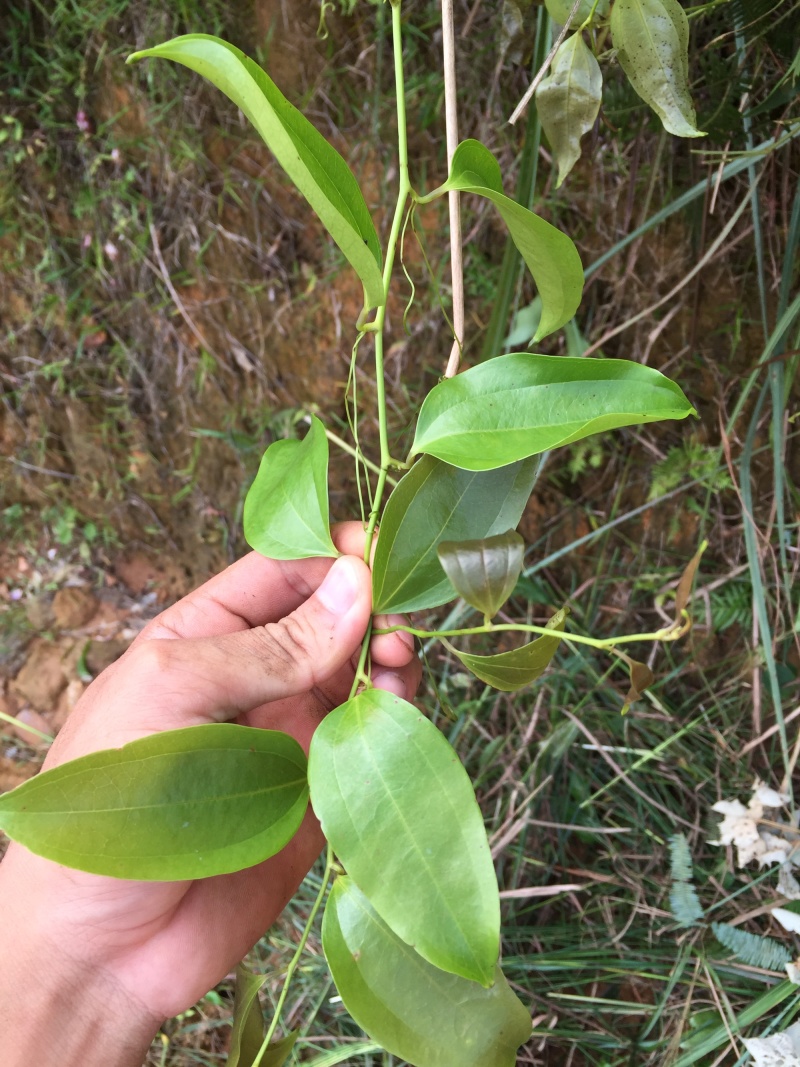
[388,615,416,651]
[372,670,406,698]
[317,557,360,614]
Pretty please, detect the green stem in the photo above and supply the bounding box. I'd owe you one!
[374,617,691,652]
[253,844,335,1066]
[362,0,410,561]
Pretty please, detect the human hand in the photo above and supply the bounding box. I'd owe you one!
[0,523,420,1066]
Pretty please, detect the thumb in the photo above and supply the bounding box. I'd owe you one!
[47,556,372,765]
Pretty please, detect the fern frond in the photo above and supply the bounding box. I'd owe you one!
[712,922,792,971]
[711,582,752,632]
[670,882,705,927]
[670,833,694,882]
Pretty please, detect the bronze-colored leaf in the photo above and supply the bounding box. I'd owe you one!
[444,606,569,692]
[437,530,525,621]
[619,653,655,713]
[674,540,707,621]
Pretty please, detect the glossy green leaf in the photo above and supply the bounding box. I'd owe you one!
[127,35,384,306]
[442,140,583,340]
[536,33,602,188]
[445,606,568,691]
[372,455,539,614]
[229,967,284,1067]
[322,878,531,1067]
[260,1031,299,1067]
[410,353,696,471]
[437,531,524,621]
[244,415,337,560]
[309,691,500,986]
[0,725,308,879]
[610,0,705,138]
[544,0,609,26]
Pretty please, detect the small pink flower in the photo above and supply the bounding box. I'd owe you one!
[82,233,92,250]
[76,110,91,133]
[103,241,119,261]
[110,147,121,164]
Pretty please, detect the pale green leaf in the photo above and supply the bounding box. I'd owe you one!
[670,882,704,927]
[322,877,531,1067]
[410,353,696,470]
[372,455,539,614]
[127,35,384,306]
[544,0,610,27]
[444,606,568,691]
[712,922,791,971]
[442,140,583,341]
[229,967,267,1067]
[437,531,525,621]
[0,725,308,879]
[536,33,602,187]
[309,691,500,986]
[244,415,337,560]
[610,0,705,138]
[669,832,694,883]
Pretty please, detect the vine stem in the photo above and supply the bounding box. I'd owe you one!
[374,616,692,651]
[361,0,410,563]
[252,844,335,1066]
[252,9,412,1053]
[442,0,463,378]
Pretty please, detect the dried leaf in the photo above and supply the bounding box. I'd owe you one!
[743,1022,800,1066]
[674,540,707,621]
[710,779,798,869]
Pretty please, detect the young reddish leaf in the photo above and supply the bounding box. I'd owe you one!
[437,530,525,621]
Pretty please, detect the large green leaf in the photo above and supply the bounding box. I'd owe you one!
[309,691,500,987]
[127,35,384,306]
[322,878,531,1067]
[536,33,602,188]
[444,606,568,691]
[0,725,308,879]
[610,0,705,138]
[372,455,539,614]
[410,353,695,470]
[244,415,337,560]
[441,141,583,341]
[437,531,524,621]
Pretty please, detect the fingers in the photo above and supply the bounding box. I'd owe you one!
[370,614,416,668]
[47,556,373,765]
[134,522,371,644]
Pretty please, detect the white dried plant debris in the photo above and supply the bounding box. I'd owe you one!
[779,866,800,901]
[743,1022,800,1066]
[772,908,800,934]
[786,959,800,985]
[710,779,798,869]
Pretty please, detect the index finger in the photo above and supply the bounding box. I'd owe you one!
[132,521,371,644]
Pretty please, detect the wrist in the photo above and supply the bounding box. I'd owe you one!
[0,848,162,1067]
